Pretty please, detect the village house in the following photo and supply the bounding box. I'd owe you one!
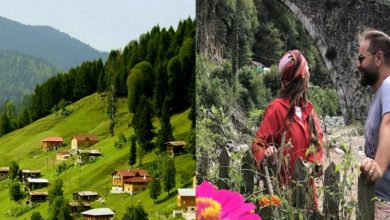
[28,191,48,204]
[68,200,91,213]
[56,151,71,160]
[166,141,186,157]
[177,188,196,209]
[41,136,64,151]
[22,170,41,181]
[0,167,9,179]
[73,191,99,202]
[71,135,99,151]
[76,149,102,164]
[26,178,49,191]
[81,208,115,220]
[111,169,152,194]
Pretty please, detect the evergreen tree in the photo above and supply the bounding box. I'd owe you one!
[31,212,43,220]
[106,76,117,137]
[9,181,23,201]
[9,161,19,180]
[0,112,13,136]
[163,159,176,195]
[157,98,173,152]
[123,205,148,220]
[129,135,137,168]
[48,196,71,220]
[132,96,154,152]
[137,144,145,168]
[18,109,31,128]
[48,179,64,205]
[149,178,161,203]
[97,69,107,93]
[167,56,183,112]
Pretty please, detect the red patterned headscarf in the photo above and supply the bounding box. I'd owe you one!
[278,50,308,88]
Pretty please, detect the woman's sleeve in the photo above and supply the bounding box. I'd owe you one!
[252,103,282,166]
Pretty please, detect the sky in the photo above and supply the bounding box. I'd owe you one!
[0,0,195,52]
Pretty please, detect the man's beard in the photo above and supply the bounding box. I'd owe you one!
[360,67,379,87]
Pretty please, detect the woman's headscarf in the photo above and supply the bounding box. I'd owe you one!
[278,49,308,88]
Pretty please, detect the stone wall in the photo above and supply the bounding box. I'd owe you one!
[280,0,390,124]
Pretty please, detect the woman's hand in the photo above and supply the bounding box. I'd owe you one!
[360,157,383,183]
[264,146,277,158]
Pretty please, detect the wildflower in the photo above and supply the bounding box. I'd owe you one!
[259,195,271,207]
[271,195,282,207]
[196,180,261,220]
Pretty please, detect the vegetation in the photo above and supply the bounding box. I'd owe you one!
[0,94,194,219]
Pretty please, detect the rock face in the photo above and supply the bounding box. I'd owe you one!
[279,0,390,124]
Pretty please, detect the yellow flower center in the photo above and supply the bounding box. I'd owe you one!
[196,197,222,220]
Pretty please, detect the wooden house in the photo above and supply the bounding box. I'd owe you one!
[81,208,115,220]
[166,141,186,157]
[68,201,91,213]
[0,167,9,179]
[56,151,71,160]
[22,170,41,181]
[71,135,99,150]
[26,178,49,191]
[73,191,99,202]
[28,192,48,204]
[177,188,196,209]
[112,169,152,194]
[42,136,64,151]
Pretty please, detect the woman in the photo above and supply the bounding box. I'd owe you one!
[252,49,323,208]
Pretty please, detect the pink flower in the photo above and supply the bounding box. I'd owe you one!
[196,180,261,220]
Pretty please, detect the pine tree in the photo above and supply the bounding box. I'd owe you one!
[106,77,117,137]
[132,96,154,152]
[48,179,64,205]
[129,136,137,168]
[123,205,148,220]
[149,178,161,203]
[18,109,31,128]
[9,161,19,180]
[163,159,176,195]
[9,181,23,201]
[157,98,173,152]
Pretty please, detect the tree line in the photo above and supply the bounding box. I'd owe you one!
[0,17,195,137]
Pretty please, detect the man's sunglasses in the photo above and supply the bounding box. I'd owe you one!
[358,51,380,63]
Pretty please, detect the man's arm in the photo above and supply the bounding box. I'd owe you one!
[361,112,390,181]
[374,112,390,177]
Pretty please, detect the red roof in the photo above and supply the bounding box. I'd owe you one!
[112,169,150,178]
[42,137,64,142]
[72,135,98,142]
[124,176,152,184]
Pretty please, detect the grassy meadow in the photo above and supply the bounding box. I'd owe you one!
[0,93,194,219]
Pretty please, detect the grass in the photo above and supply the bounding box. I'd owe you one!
[0,93,195,219]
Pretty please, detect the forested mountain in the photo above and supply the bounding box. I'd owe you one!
[0,18,196,137]
[0,50,57,106]
[0,16,108,71]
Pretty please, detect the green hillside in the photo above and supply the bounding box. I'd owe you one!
[0,93,194,219]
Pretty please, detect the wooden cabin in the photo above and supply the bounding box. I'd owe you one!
[22,170,41,181]
[68,200,91,213]
[73,191,99,202]
[28,192,48,204]
[0,167,9,179]
[112,169,152,194]
[26,178,49,191]
[42,136,64,151]
[71,135,99,150]
[177,188,196,209]
[166,141,186,157]
[81,208,115,220]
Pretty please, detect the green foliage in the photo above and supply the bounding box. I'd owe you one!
[48,196,71,220]
[7,204,32,217]
[30,212,44,220]
[132,96,154,152]
[9,161,19,180]
[163,159,176,195]
[156,98,173,152]
[127,61,153,113]
[56,162,71,175]
[9,181,23,201]
[48,179,64,205]
[123,205,148,220]
[129,135,137,167]
[263,64,280,98]
[149,179,161,203]
[308,85,340,117]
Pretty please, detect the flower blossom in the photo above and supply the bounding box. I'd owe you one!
[196,180,261,220]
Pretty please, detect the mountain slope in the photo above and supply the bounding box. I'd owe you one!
[0,93,194,219]
[0,50,58,105]
[0,16,108,71]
